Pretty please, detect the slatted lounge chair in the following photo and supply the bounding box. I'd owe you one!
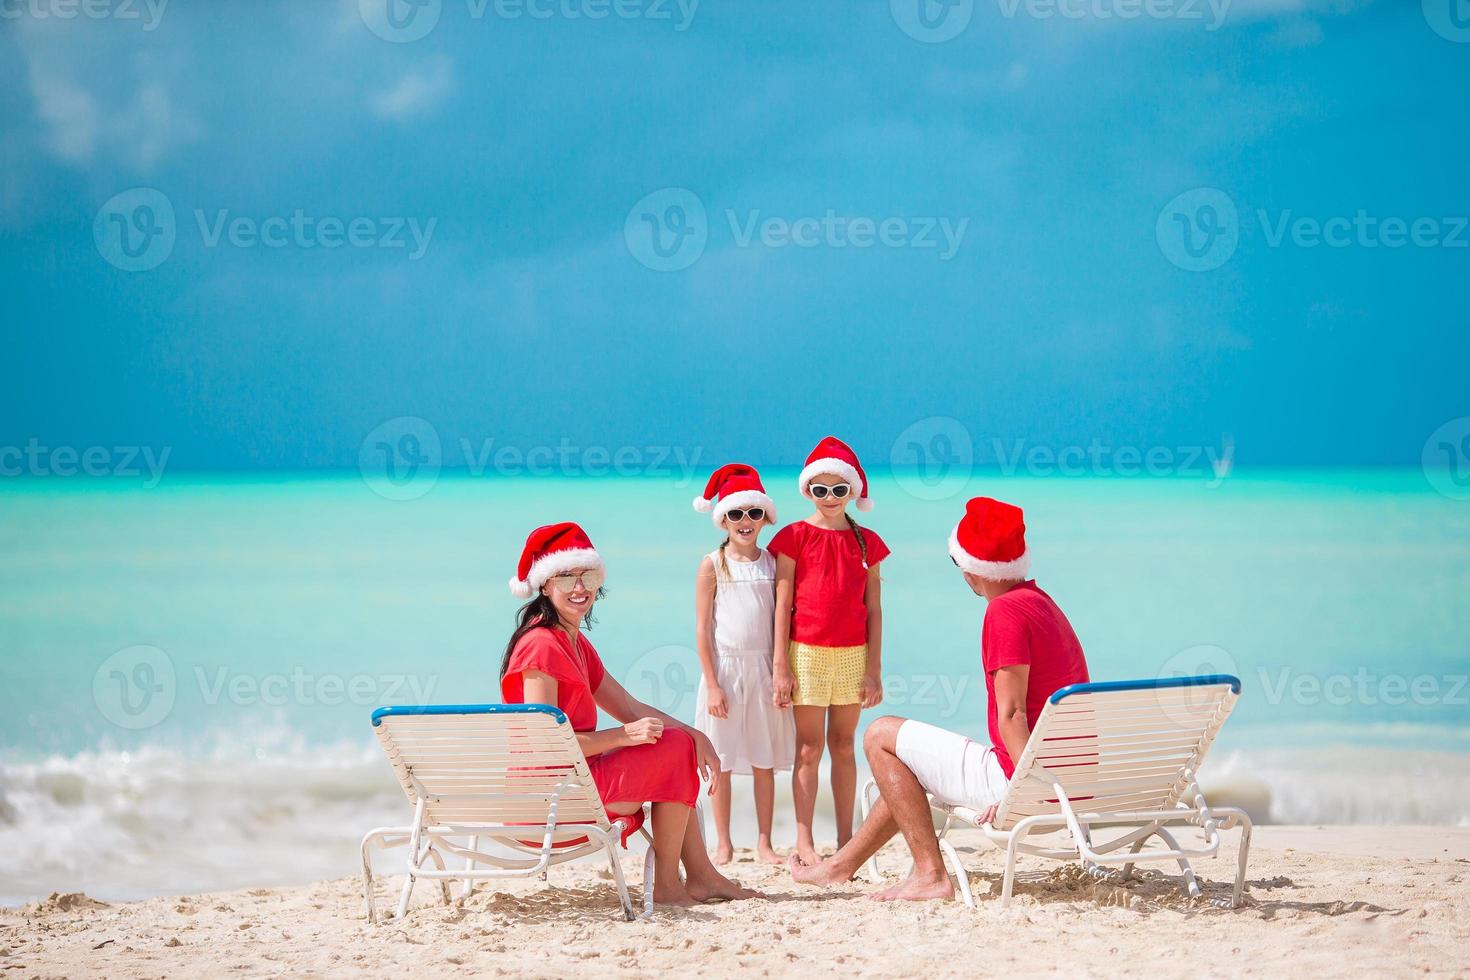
[361,703,657,922]
[861,674,1253,909]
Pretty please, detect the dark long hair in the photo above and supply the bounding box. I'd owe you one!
[499,587,607,679]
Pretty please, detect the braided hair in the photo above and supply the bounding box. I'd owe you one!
[844,512,869,569]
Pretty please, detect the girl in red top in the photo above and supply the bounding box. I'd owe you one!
[500,522,759,907]
[769,437,891,867]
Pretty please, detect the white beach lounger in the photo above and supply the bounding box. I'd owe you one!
[860,674,1252,909]
[360,703,661,923]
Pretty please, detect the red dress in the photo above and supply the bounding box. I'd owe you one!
[501,627,700,814]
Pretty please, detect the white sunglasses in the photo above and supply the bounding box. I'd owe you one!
[808,482,852,500]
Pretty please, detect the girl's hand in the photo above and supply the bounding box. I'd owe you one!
[859,672,883,709]
[705,683,729,720]
[692,730,720,789]
[623,717,664,746]
[772,664,795,709]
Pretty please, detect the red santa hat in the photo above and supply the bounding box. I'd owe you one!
[797,435,872,512]
[949,496,1030,580]
[508,521,604,599]
[693,463,777,528]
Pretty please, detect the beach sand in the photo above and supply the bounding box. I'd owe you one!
[4,826,1467,978]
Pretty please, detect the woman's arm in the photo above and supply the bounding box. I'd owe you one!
[859,565,884,708]
[519,669,660,758]
[771,553,796,708]
[693,556,727,719]
[594,671,719,786]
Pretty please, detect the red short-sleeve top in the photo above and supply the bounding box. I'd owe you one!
[766,520,890,647]
[500,626,607,732]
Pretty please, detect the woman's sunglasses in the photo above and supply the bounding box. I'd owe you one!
[725,507,765,523]
[808,483,851,500]
[549,569,605,593]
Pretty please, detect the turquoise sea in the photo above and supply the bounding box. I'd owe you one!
[1,469,1467,904]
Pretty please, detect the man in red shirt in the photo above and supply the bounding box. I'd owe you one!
[789,496,1089,901]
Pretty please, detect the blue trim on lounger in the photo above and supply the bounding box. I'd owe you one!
[1048,674,1241,705]
[371,703,567,727]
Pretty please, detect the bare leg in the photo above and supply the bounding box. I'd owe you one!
[711,770,734,864]
[680,806,762,901]
[752,767,781,864]
[827,704,861,847]
[610,800,697,907]
[791,706,826,865]
[790,717,953,902]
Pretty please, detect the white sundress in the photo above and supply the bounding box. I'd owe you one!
[694,548,796,775]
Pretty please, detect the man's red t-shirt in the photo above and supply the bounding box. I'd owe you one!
[982,581,1089,778]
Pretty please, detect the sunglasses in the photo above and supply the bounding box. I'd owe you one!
[548,569,605,593]
[725,507,765,523]
[808,482,851,500]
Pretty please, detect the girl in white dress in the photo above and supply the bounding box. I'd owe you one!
[692,464,796,865]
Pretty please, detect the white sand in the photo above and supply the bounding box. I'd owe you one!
[4,826,1467,978]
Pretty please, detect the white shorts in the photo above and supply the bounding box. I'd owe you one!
[894,719,1009,811]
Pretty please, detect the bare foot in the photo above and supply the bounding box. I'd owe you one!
[787,853,852,887]
[686,872,763,903]
[712,843,734,866]
[756,841,784,865]
[651,880,701,907]
[794,844,821,867]
[868,871,954,902]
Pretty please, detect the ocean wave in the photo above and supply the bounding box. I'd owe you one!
[1,740,1467,905]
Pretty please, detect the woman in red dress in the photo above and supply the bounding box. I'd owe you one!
[500,521,759,907]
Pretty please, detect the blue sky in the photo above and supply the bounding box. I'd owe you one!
[2,0,1466,470]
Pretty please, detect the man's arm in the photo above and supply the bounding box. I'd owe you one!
[991,663,1032,778]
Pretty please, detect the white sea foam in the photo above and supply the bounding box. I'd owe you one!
[2,738,1467,905]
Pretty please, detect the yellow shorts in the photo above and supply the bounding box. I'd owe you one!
[789,641,867,707]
